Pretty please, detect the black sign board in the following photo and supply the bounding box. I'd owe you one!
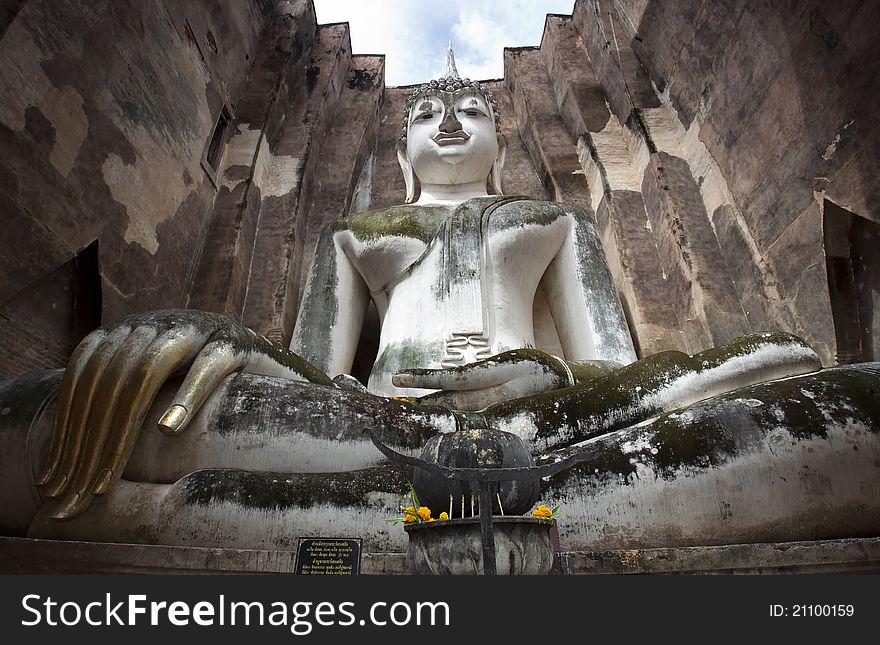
[294,538,362,575]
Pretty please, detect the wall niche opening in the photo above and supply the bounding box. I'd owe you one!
[823,199,879,363]
[201,104,232,187]
[0,241,101,380]
[206,106,230,171]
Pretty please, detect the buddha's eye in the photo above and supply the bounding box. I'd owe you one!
[461,109,483,117]
[418,113,435,120]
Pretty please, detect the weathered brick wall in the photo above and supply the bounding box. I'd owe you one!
[0,0,274,378]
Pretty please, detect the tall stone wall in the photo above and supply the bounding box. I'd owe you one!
[565,0,880,364]
[0,0,274,377]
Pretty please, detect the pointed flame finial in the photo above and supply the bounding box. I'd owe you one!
[445,41,460,79]
[400,44,501,143]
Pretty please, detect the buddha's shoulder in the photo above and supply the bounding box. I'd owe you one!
[491,197,591,226]
[332,203,454,243]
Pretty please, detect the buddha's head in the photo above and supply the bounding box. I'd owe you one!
[397,75,506,203]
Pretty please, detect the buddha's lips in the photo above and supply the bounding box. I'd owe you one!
[433,132,470,145]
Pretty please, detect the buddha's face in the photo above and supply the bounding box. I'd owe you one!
[406,89,499,186]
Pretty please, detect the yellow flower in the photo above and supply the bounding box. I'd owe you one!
[439,512,449,521]
[404,514,417,523]
[417,506,432,521]
[403,506,415,515]
[532,505,553,518]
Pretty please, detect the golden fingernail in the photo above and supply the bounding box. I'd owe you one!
[51,492,90,520]
[35,464,56,486]
[42,474,68,498]
[90,468,114,494]
[158,404,188,434]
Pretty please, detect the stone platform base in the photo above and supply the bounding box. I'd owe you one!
[559,537,880,574]
[0,536,878,575]
[0,537,405,575]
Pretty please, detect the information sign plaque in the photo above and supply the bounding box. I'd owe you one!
[294,538,362,575]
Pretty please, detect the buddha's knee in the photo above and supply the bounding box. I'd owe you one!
[540,364,880,550]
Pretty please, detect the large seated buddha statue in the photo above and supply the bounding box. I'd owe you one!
[1,61,878,555]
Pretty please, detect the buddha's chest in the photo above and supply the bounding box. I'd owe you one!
[340,209,569,295]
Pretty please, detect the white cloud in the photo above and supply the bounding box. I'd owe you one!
[313,0,575,85]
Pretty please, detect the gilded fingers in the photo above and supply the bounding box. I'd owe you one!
[50,329,204,518]
[41,322,211,520]
[39,325,133,497]
[35,328,108,486]
[158,404,187,433]
[157,331,249,435]
[83,328,205,499]
[47,325,160,512]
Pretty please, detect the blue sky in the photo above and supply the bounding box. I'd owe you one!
[313,0,576,86]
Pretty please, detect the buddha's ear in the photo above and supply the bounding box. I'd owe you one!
[396,143,418,204]
[488,133,507,196]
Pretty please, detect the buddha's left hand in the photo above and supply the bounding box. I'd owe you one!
[393,349,621,411]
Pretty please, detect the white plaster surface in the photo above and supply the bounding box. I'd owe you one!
[257,151,304,198]
[219,124,262,190]
[550,420,880,550]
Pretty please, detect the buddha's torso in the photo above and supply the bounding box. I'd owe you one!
[334,197,573,396]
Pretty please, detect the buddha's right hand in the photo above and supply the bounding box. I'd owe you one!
[36,309,331,520]
[394,349,621,411]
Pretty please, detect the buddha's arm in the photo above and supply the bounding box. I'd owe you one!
[542,208,637,365]
[37,309,333,519]
[291,225,370,377]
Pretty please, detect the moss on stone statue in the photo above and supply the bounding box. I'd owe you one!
[648,412,738,472]
[488,199,566,229]
[342,199,579,244]
[487,331,821,447]
[566,359,622,383]
[343,204,452,243]
[251,333,332,386]
[736,364,880,438]
[174,363,878,517]
[541,420,736,496]
[538,363,880,494]
[182,464,414,510]
[371,338,447,379]
[211,372,446,450]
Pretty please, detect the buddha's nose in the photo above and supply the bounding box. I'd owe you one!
[439,110,462,133]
